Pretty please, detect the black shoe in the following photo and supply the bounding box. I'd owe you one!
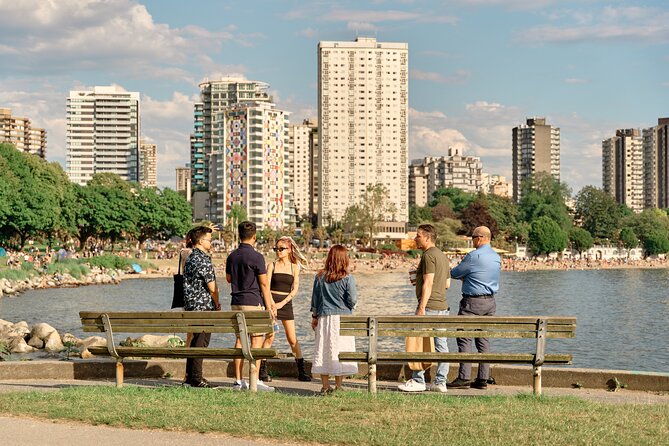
[296,358,312,382]
[259,360,272,382]
[187,379,212,388]
[471,379,488,390]
[447,378,472,389]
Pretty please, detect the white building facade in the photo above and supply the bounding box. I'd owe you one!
[409,147,483,207]
[288,120,318,220]
[66,86,140,185]
[0,108,47,158]
[139,141,157,188]
[318,37,408,225]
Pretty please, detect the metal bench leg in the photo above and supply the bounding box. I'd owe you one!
[116,359,124,388]
[533,365,542,395]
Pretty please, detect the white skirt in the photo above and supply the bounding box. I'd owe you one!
[311,314,358,377]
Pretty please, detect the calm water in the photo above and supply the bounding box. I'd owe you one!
[1,269,668,373]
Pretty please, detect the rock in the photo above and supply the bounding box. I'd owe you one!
[43,330,64,352]
[10,337,36,354]
[31,322,57,340]
[61,333,79,346]
[27,336,44,349]
[9,321,30,338]
[0,319,11,328]
[78,336,107,358]
[135,334,180,348]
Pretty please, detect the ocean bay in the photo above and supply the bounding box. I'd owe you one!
[1,268,667,373]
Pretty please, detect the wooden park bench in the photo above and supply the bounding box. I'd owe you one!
[79,310,277,391]
[339,315,576,395]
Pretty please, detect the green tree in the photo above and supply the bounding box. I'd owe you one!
[643,230,669,257]
[618,227,638,258]
[528,216,568,255]
[346,184,397,246]
[0,144,73,249]
[519,173,572,231]
[301,222,313,249]
[569,227,594,255]
[409,205,432,224]
[430,203,457,222]
[575,186,622,241]
[430,187,475,212]
[133,186,192,248]
[314,226,327,247]
[87,173,139,251]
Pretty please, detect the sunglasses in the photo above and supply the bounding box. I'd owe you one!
[273,247,288,252]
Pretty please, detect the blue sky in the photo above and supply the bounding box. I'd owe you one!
[1,0,667,194]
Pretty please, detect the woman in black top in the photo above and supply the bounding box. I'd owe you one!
[260,236,311,382]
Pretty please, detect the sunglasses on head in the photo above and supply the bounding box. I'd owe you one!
[273,247,288,252]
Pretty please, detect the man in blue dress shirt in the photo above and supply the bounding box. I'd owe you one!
[448,226,501,390]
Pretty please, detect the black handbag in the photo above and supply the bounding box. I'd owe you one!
[171,251,185,309]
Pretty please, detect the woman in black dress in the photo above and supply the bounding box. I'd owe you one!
[260,236,311,382]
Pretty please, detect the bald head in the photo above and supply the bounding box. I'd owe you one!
[472,226,491,247]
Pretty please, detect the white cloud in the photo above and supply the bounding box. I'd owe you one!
[299,28,318,38]
[411,69,470,85]
[284,6,457,24]
[348,21,378,32]
[0,0,253,79]
[518,7,669,44]
[565,78,588,84]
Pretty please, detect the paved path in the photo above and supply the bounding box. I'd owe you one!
[0,376,666,446]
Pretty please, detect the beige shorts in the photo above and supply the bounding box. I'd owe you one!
[231,304,267,337]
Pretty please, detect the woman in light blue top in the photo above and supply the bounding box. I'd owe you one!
[310,244,357,394]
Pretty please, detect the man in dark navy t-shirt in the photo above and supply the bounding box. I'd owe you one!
[226,221,276,391]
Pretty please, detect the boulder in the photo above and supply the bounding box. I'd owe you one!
[9,321,30,338]
[61,333,80,346]
[0,319,12,328]
[135,334,181,348]
[31,322,57,340]
[10,337,36,354]
[78,336,107,358]
[27,336,44,349]
[43,330,64,352]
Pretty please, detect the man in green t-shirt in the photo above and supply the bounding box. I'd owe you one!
[399,224,451,393]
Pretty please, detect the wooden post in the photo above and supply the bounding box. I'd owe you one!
[116,360,124,388]
[533,318,547,395]
[533,365,542,395]
[368,317,378,394]
[249,361,258,392]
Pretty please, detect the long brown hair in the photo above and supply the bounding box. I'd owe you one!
[318,244,349,283]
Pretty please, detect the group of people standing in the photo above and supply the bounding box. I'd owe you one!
[178,220,500,394]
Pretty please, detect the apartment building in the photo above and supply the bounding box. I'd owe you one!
[66,86,140,185]
[602,129,644,213]
[512,117,560,202]
[409,147,483,207]
[175,165,192,201]
[0,108,47,158]
[318,37,408,225]
[139,141,157,187]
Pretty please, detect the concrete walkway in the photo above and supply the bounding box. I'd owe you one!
[0,375,667,445]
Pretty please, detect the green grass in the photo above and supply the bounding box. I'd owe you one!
[81,255,156,271]
[0,387,666,445]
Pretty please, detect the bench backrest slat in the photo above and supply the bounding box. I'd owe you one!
[79,311,273,335]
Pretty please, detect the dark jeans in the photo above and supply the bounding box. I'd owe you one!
[456,296,496,381]
[185,331,211,382]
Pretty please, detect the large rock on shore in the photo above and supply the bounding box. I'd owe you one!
[31,323,57,340]
[78,336,107,359]
[132,334,182,348]
[9,337,36,354]
[44,331,64,352]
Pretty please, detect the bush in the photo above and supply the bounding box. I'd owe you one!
[83,255,156,272]
[20,261,35,272]
[0,269,32,281]
[406,249,423,258]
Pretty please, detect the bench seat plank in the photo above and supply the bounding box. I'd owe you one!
[88,346,278,359]
[341,329,575,339]
[338,352,572,364]
[340,315,577,325]
[82,325,271,334]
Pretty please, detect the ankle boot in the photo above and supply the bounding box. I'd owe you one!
[296,358,312,382]
[259,359,271,382]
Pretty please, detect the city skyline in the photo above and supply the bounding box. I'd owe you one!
[0,0,667,193]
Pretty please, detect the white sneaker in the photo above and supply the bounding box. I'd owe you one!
[430,383,448,393]
[256,380,275,392]
[398,379,426,392]
[233,379,249,390]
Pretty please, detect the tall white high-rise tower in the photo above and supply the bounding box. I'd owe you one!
[317,37,408,225]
